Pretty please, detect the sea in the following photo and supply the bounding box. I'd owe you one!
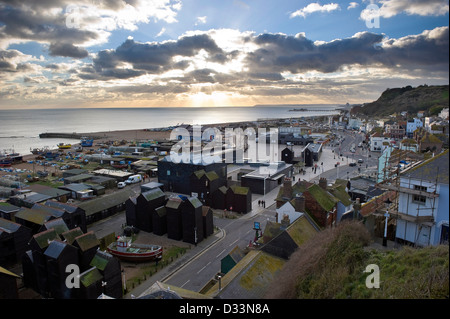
[0,105,339,156]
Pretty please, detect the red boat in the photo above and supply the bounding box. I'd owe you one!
[107,236,163,262]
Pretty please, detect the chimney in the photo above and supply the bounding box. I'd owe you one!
[294,194,305,212]
[283,178,293,198]
[280,214,290,229]
[319,177,327,190]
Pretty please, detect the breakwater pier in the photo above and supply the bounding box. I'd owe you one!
[38,132,101,139]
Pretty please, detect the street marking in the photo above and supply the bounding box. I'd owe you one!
[181,280,190,288]
[229,239,239,247]
[197,265,207,274]
[216,249,226,258]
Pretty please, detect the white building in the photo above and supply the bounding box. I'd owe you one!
[438,107,449,120]
[393,151,449,246]
[369,132,392,152]
[406,118,423,138]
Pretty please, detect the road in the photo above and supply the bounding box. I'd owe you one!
[164,209,276,292]
[314,129,378,182]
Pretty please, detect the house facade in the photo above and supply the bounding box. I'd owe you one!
[394,150,449,246]
[370,132,392,152]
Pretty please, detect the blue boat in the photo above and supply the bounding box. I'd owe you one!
[81,137,94,147]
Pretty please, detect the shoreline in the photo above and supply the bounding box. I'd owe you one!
[1,114,332,176]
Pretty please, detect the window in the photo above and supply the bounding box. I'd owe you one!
[413,185,427,204]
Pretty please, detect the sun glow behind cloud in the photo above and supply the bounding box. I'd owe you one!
[0,0,448,109]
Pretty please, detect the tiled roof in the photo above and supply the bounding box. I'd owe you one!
[286,215,319,246]
[166,198,182,209]
[401,150,449,184]
[142,188,165,202]
[80,267,103,288]
[44,240,69,259]
[74,231,99,251]
[230,185,250,195]
[32,228,58,249]
[0,217,22,235]
[15,207,53,225]
[61,227,84,244]
[90,250,113,271]
[307,184,338,211]
[42,218,69,235]
[78,189,134,216]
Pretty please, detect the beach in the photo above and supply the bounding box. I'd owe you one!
[0,128,172,177]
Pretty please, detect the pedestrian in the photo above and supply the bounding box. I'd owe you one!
[263,200,266,208]
[258,200,261,207]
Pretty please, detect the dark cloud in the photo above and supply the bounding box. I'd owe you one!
[0,49,36,74]
[380,26,449,67]
[49,43,89,58]
[83,34,229,80]
[244,27,449,74]
[0,2,100,49]
[0,60,15,72]
[113,34,225,66]
[245,32,386,73]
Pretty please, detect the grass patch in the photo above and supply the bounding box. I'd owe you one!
[265,221,449,299]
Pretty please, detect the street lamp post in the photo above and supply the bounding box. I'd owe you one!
[383,198,392,247]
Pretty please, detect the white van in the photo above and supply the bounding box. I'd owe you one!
[125,174,143,184]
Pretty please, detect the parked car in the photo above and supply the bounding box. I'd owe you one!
[349,162,357,167]
[117,181,126,189]
[357,159,364,163]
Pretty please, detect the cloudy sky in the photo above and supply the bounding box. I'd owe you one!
[0,0,448,109]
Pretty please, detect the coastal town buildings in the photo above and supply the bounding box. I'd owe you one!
[0,104,448,300]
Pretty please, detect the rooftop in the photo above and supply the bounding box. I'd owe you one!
[401,150,449,184]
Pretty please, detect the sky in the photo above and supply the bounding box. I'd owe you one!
[0,0,448,109]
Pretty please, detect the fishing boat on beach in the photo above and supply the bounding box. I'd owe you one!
[58,143,72,149]
[80,137,94,147]
[107,236,163,262]
[30,147,48,155]
[0,158,12,167]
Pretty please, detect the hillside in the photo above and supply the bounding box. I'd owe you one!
[265,222,449,299]
[352,84,449,117]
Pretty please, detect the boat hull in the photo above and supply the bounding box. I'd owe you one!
[107,243,163,262]
[81,139,93,147]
